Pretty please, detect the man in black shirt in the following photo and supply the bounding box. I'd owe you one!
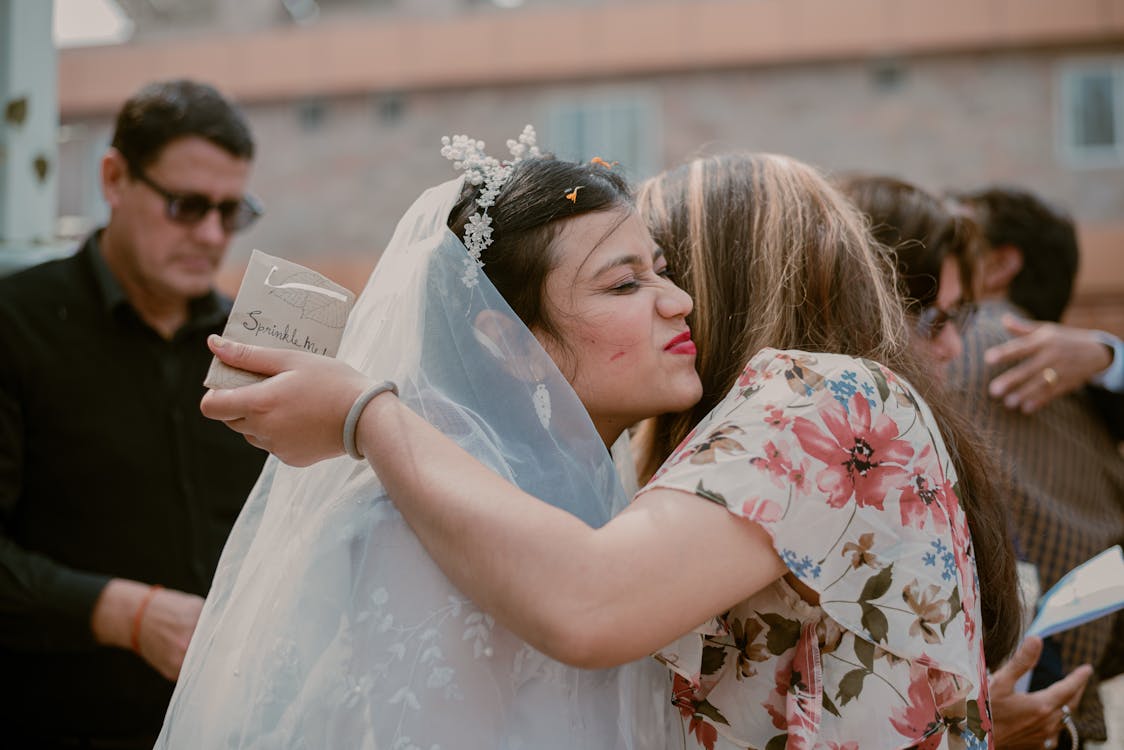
[0,80,268,747]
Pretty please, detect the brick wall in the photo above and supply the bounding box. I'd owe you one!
[63,47,1124,333]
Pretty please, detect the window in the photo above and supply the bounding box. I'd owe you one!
[546,92,660,179]
[1059,60,1124,166]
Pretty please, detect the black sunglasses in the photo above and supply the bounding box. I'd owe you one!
[130,167,263,234]
[914,300,977,341]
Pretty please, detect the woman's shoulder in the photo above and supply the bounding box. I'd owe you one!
[722,348,913,417]
[743,348,899,381]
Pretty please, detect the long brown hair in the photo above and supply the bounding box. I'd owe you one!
[836,174,982,310]
[636,153,1020,668]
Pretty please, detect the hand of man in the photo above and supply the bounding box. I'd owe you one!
[989,636,1092,749]
[134,586,205,680]
[91,578,205,681]
[985,316,1114,413]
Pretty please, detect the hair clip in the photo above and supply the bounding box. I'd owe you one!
[565,186,584,203]
[590,157,618,169]
[441,125,541,287]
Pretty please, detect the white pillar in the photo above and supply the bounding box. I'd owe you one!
[0,0,65,273]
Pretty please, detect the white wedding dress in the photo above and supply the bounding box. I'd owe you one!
[156,178,678,750]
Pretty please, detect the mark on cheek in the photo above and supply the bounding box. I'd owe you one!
[609,350,628,362]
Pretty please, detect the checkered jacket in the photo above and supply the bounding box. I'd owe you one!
[949,300,1124,744]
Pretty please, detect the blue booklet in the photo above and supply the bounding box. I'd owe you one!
[1026,545,1124,639]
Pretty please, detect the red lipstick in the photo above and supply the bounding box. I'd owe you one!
[664,330,697,355]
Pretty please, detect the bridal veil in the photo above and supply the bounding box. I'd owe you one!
[156,177,677,749]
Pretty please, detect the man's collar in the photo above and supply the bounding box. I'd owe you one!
[84,231,129,314]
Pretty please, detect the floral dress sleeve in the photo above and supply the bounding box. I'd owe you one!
[639,349,992,750]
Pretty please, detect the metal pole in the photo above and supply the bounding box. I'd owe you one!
[0,0,67,275]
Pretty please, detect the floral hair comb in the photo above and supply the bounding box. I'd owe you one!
[441,125,541,287]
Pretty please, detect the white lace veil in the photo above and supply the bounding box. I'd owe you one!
[156,177,678,750]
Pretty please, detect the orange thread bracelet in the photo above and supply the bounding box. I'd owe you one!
[130,584,163,654]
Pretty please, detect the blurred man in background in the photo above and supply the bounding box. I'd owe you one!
[0,79,267,748]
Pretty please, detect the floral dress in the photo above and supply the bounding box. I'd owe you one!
[639,349,992,750]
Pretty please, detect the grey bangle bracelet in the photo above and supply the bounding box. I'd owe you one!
[343,380,398,460]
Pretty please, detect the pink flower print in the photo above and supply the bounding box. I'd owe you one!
[670,672,701,721]
[949,504,974,589]
[822,744,860,750]
[762,660,790,731]
[788,459,811,493]
[687,714,718,750]
[764,406,791,430]
[928,665,973,713]
[792,392,914,510]
[899,445,951,533]
[769,660,791,704]
[750,440,791,486]
[736,365,760,388]
[948,505,979,644]
[889,664,946,749]
[763,700,787,732]
[672,674,720,750]
[759,642,821,746]
[740,496,784,524]
[974,659,993,737]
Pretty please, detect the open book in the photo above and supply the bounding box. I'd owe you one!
[1026,545,1124,640]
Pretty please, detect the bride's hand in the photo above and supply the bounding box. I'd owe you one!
[200,335,374,466]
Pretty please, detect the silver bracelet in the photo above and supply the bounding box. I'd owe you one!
[343,380,398,460]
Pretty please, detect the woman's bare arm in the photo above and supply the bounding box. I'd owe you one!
[201,337,787,668]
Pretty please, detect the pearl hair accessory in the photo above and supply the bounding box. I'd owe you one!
[441,125,541,288]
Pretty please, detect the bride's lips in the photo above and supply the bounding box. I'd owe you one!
[664,330,697,355]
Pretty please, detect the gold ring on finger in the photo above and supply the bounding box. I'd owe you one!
[1041,367,1059,387]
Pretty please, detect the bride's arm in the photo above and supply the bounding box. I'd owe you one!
[201,337,787,668]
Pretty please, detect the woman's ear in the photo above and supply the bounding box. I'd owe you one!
[473,309,555,383]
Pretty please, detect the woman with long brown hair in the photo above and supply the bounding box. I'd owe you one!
[835,174,979,369]
[630,153,1019,747]
[200,150,1021,749]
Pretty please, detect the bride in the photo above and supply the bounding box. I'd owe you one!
[156,130,700,748]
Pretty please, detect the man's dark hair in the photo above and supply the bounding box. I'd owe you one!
[953,186,1079,322]
[111,79,255,171]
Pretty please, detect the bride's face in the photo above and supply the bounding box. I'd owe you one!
[535,208,703,446]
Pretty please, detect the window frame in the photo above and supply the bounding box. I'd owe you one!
[1056,58,1124,169]
[544,89,662,180]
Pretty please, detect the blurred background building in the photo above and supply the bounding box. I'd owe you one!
[5,0,1124,333]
